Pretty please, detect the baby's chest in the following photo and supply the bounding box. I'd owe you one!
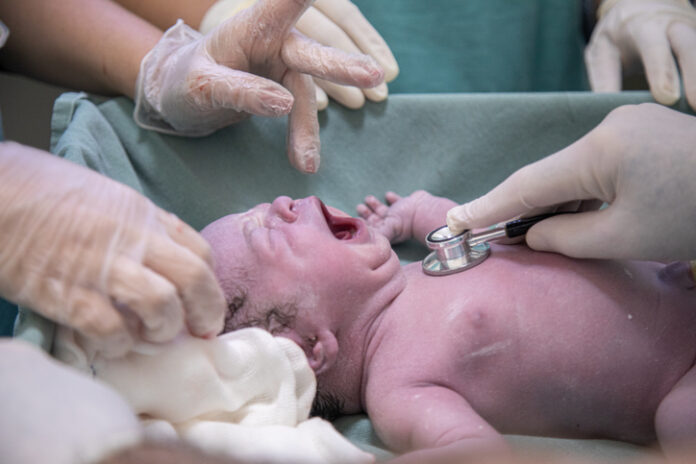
[377,301,516,386]
[380,288,695,401]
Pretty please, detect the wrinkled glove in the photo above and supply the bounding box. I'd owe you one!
[199,0,398,110]
[0,142,226,358]
[585,0,696,110]
[135,0,384,173]
[447,104,696,261]
[0,339,142,464]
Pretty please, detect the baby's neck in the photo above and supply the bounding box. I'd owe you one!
[320,268,408,414]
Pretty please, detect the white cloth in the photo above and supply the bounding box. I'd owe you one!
[0,339,142,464]
[54,327,373,464]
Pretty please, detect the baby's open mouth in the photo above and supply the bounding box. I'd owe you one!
[320,201,359,240]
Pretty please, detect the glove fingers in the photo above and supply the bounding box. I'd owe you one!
[315,84,329,110]
[142,237,226,338]
[283,70,321,173]
[61,284,133,358]
[108,255,185,344]
[447,137,602,232]
[635,26,681,105]
[314,77,365,109]
[668,21,696,110]
[312,0,398,81]
[296,7,361,55]
[585,34,623,92]
[204,65,294,117]
[244,0,314,44]
[156,209,215,268]
[26,274,130,355]
[282,31,384,89]
[525,208,628,259]
[363,82,388,102]
[295,6,387,102]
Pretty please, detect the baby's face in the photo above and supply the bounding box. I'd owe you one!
[201,196,401,334]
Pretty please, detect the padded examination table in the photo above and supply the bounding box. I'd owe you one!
[16,90,694,461]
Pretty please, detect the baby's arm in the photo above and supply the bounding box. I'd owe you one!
[366,382,509,463]
[357,191,457,245]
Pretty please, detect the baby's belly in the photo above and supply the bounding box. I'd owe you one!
[403,248,696,443]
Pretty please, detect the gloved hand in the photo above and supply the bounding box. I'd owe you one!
[446,104,696,262]
[199,0,398,110]
[135,0,384,173]
[0,142,226,358]
[0,339,142,464]
[585,0,696,110]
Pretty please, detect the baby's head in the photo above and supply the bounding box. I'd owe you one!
[201,195,402,373]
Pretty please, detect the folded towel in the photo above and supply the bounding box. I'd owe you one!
[55,327,373,464]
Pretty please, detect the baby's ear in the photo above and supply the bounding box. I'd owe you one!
[307,329,338,375]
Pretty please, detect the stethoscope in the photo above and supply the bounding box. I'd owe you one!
[422,213,563,276]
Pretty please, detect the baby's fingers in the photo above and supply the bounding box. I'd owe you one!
[356,203,373,219]
[363,195,390,218]
[385,191,402,205]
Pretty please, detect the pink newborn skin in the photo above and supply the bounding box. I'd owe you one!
[201,191,696,463]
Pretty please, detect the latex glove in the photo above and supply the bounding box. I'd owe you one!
[0,142,226,357]
[135,0,384,173]
[0,339,142,464]
[199,0,398,110]
[446,104,696,262]
[585,0,696,110]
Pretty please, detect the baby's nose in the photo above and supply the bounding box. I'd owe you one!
[270,196,297,222]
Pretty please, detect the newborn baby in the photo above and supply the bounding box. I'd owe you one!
[201,190,696,463]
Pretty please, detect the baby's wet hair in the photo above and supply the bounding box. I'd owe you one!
[220,277,299,336]
[311,388,345,422]
[237,303,298,336]
[223,292,247,334]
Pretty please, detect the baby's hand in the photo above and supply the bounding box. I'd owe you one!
[357,191,428,243]
[357,192,410,243]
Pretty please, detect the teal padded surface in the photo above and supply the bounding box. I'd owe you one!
[45,91,671,234]
[0,298,17,337]
[351,0,589,93]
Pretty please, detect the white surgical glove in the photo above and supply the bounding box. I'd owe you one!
[135,0,384,173]
[0,142,226,358]
[0,339,142,464]
[446,104,696,262]
[585,0,696,110]
[199,0,398,110]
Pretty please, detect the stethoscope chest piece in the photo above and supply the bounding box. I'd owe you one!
[422,225,490,276]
